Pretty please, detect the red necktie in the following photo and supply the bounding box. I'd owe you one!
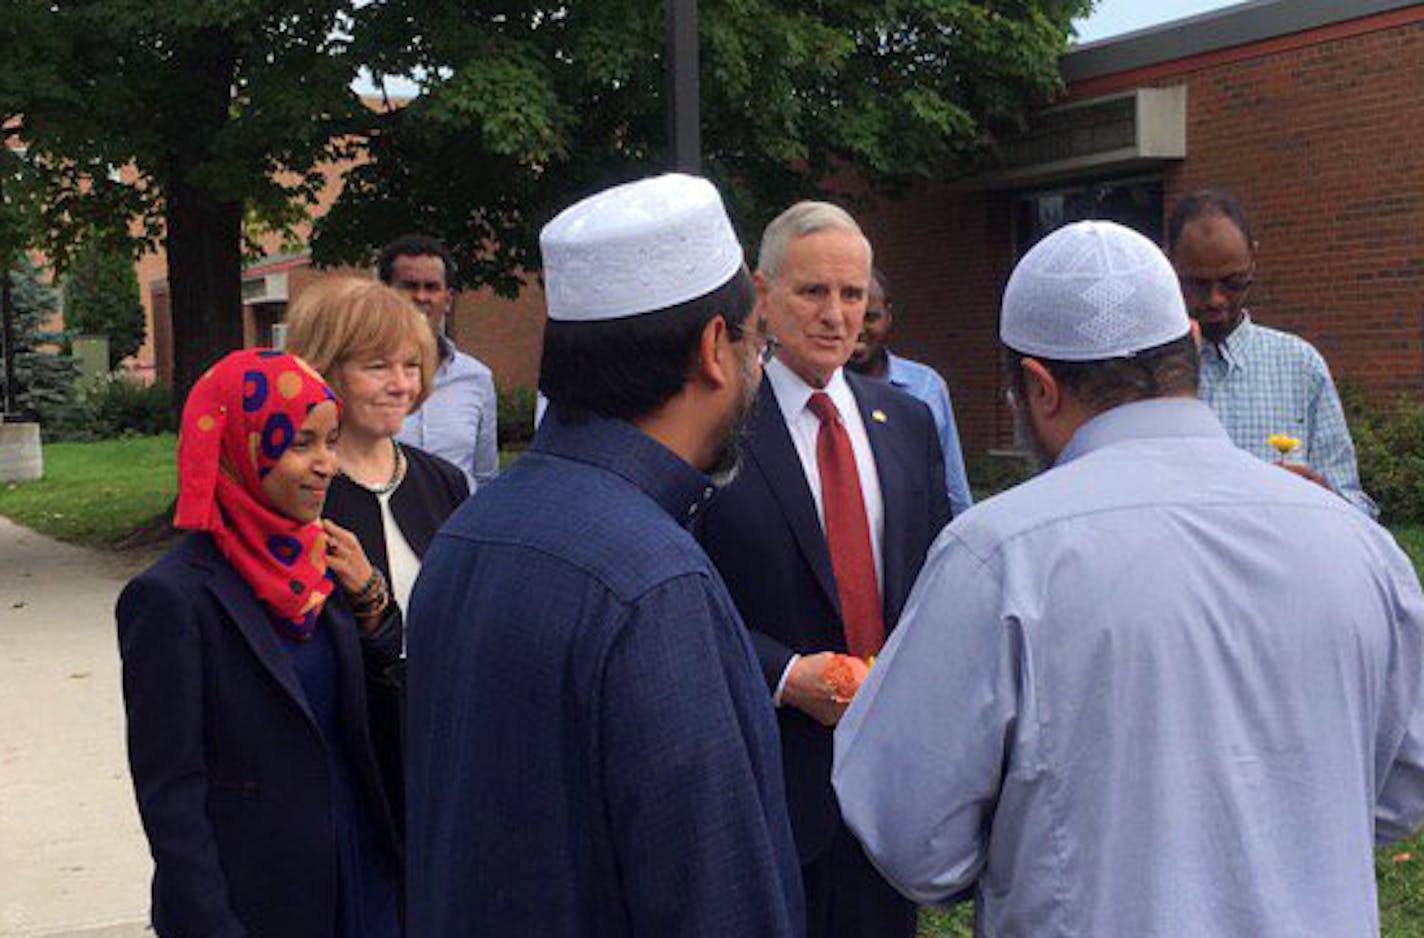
[807,392,884,659]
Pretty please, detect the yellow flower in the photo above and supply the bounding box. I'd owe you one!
[1267,434,1300,456]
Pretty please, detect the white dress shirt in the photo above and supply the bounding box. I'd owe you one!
[764,358,886,705]
[764,358,885,583]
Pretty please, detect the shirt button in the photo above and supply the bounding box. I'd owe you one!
[702,487,714,500]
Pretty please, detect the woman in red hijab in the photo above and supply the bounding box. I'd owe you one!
[117,349,402,938]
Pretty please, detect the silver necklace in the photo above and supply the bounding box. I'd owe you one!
[350,440,406,496]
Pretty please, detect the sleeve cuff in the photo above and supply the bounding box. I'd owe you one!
[772,654,800,707]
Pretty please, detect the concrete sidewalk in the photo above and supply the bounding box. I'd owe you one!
[0,516,152,937]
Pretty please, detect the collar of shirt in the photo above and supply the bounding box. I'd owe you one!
[762,356,885,582]
[1202,311,1259,372]
[1057,397,1230,467]
[533,409,716,526]
[764,357,857,426]
[884,352,914,389]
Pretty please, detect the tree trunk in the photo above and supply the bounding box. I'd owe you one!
[164,172,244,410]
[163,25,244,410]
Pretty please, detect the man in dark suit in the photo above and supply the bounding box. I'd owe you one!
[699,202,952,938]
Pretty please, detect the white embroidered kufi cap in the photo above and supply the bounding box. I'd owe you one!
[540,173,743,322]
[1000,220,1190,361]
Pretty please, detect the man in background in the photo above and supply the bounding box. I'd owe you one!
[378,234,499,490]
[848,268,972,517]
[1166,190,1376,517]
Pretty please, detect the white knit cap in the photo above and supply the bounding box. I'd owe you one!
[1000,220,1190,361]
[540,173,744,322]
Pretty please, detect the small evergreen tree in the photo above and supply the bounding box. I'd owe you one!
[63,238,144,369]
[2,255,79,421]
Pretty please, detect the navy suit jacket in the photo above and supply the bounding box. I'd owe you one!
[116,533,401,938]
[698,372,952,861]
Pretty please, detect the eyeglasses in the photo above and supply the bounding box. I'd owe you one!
[757,334,781,366]
[1178,271,1253,299]
[728,316,780,366]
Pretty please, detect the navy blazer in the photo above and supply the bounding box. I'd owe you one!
[116,532,401,938]
[698,372,951,861]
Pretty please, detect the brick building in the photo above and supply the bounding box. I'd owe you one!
[861,0,1424,459]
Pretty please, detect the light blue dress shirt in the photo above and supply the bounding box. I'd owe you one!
[1198,314,1377,518]
[835,397,1424,937]
[885,353,972,518]
[397,339,498,491]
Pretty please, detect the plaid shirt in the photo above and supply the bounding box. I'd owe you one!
[1198,314,1377,518]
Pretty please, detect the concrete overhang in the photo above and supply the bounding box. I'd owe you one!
[973,86,1186,190]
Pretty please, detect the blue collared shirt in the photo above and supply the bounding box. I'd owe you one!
[406,411,803,937]
[885,353,972,517]
[1198,314,1377,517]
[835,398,1424,937]
[397,339,499,491]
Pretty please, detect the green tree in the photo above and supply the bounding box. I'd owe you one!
[313,0,1092,290]
[63,237,145,369]
[2,255,79,422]
[0,0,376,403]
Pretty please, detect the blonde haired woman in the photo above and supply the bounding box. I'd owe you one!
[285,277,470,829]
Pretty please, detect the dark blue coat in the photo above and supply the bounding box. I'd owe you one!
[116,533,401,938]
[406,413,804,938]
[697,372,952,862]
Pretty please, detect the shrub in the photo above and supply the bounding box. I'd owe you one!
[967,452,1035,501]
[44,374,175,442]
[1341,383,1424,524]
[497,385,538,449]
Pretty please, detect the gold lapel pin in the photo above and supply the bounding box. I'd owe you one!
[871,409,888,424]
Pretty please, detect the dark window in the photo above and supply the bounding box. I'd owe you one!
[1012,177,1164,257]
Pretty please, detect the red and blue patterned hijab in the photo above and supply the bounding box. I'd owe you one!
[174,348,340,639]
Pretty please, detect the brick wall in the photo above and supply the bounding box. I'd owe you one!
[866,14,1424,457]
[858,187,1017,458]
[449,278,547,393]
[1157,18,1424,402]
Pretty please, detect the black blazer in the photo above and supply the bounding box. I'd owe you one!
[698,372,951,862]
[322,444,469,585]
[322,443,467,846]
[116,532,402,938]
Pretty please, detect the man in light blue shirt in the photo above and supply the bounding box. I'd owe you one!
[1168,190,1376,517]
[848,269,972,517]
[835,221,1424,936]
[379,234,499,490]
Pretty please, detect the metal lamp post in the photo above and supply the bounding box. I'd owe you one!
[666,0,701,174]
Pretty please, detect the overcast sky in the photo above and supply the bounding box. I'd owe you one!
[1074,0,1247,43]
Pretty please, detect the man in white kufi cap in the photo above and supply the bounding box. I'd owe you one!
[834,220,1424,936]
[407,174,803,937]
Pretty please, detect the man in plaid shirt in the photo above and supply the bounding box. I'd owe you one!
[1167,190,1377,518]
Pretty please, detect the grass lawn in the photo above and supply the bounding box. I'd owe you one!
[0,433,176,547]
[3,437,1424,931]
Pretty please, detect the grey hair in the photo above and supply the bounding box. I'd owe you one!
[756,201,873,280]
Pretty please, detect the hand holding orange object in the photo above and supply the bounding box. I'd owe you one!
[825,654,871,703]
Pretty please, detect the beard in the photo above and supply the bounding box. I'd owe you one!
[707,351,762,487]
[1193,303,1245,345]
[1011,396,1054,476]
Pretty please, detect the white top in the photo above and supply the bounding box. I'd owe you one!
[1001,220,1188,360]
[764,357,885,586]
[540,173,743,321]
[376,488,421,637]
